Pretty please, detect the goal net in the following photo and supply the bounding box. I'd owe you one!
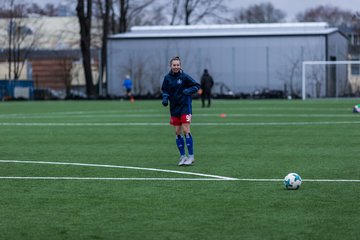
[302,61,360,100]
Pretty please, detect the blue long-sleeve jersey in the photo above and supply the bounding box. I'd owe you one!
[161,70,200,117]
[122,78,132,90]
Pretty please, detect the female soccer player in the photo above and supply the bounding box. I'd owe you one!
[161,56,200,166]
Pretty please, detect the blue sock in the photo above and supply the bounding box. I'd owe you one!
[176,135,185,156]
[185,133,194,155]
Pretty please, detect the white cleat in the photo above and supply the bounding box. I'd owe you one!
[178,155,187,166]
[183,155,194,166]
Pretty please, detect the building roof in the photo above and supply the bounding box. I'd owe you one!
[110,22,339,39]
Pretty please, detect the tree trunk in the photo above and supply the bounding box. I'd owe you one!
[100,0,110,95]
[76,0,96,98]
[119,0,127,33]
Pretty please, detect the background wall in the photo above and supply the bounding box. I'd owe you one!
[107,33,348,97]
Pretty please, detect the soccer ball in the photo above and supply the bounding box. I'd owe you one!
[284,173,302,190]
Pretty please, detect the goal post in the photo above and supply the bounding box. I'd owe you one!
[302,60,360,100]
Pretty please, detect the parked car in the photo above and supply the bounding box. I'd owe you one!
[212,82,236,99]
[33,88,65,100]
[66,90,87,100]
[252,88,284,99]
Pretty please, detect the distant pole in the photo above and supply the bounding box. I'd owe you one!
[232,47,235,89]
[266,46,269,88]
[302,62,306,100]
[98,48,102,96]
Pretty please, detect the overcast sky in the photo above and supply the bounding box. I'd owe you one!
[31,0,360,21]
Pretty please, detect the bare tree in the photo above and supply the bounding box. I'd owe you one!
[118,0,128,33]
[305,66,323,98]
[9,18,36,80]
[94,0,111,95]
[109,0,156,33]
[133,4,167,26]
[0,0,41,80]
[277,50,302,97]
[55,53,73,98]
[297,5,359,89]
[232,2,286,23]
[169,0,227,25]
[169,0,180,25]
[76,0,96,97]
[353,12,360,46]
[117,0,155,33]
[296,5,353,28]
[1,2,63,17]
[43,3,58,16]
[27,3,57,16]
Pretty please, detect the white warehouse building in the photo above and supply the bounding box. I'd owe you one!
[107,22,348,98]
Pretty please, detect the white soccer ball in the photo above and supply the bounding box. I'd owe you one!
[284,173,302,190]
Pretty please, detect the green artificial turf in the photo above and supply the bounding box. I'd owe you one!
[0,99,359,240]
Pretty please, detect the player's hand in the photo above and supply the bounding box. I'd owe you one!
[162,98,168,107]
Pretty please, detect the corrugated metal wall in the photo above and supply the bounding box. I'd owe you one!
[107,33,347,97]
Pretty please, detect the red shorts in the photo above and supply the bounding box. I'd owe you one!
[170,114,192,126]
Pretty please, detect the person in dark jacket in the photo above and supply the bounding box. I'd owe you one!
[161,56,200,166]
[200,69,214,107]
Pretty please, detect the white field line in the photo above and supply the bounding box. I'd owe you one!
[233,178,360,182]
[0,113,358,119]
[0,160,236,180]
[0,106,350,117]
[0,177,359,182]
[0,121,360,127]
[0,114,169,119]
[0,177,358,182]
[0,160,359,182]
[0,177,229,181]
[0,110,161,117]
[302,179,360,182]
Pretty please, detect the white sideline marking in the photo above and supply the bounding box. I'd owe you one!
[0,160,359,182]
[0,160,237,180]
[303,179,360,182]
[234,178,360,182]
[0,177,230,181]
[1,121,360,127]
